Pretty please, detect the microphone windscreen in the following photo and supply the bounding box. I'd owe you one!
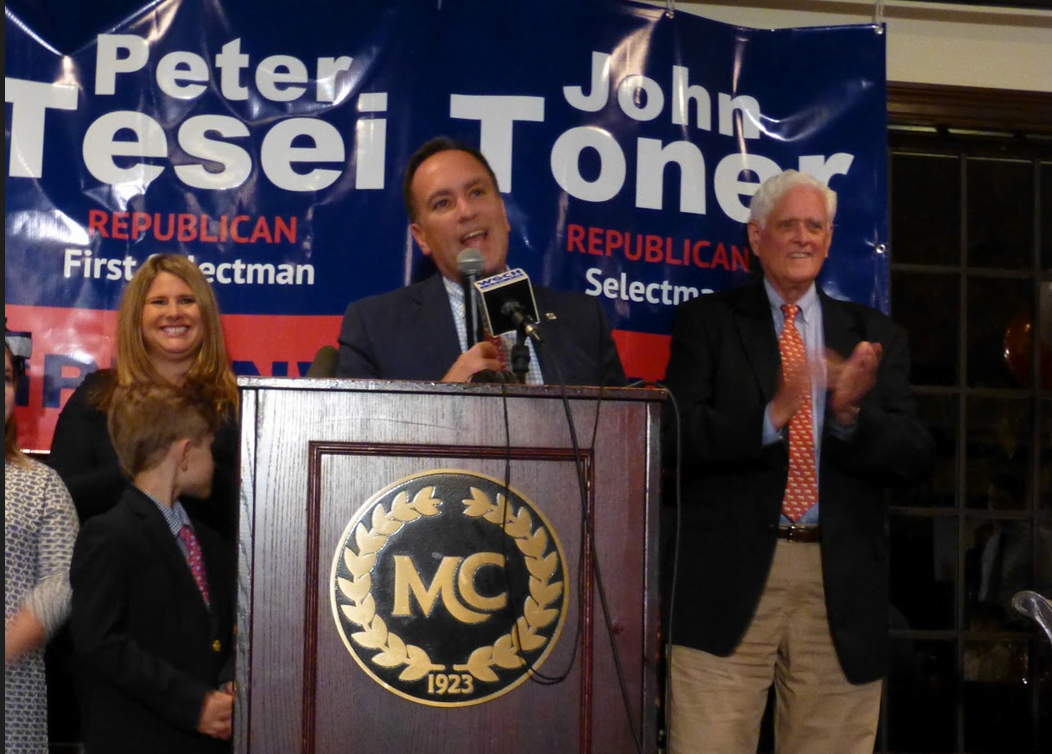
[473,269,540,336]
[456,248,485,278]
[306,345,340,378]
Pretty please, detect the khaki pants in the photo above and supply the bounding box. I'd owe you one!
[668,540,882,754]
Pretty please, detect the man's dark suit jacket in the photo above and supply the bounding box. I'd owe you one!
[336,273,626,386]
[70,486,234,754]
[663,281,933,684]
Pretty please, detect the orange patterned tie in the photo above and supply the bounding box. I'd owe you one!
[778,305,818,521]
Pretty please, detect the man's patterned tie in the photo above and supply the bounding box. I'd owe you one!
[778,304,818,522]
[178,524,211,606]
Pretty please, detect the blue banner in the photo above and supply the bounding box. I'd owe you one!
[5,0,887,449]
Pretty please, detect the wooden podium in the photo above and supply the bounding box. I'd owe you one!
[234,378,663,754]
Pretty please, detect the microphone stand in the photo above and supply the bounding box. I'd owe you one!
[510,322,530,384]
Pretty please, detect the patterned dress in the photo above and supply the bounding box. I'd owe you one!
[5,457,79,754]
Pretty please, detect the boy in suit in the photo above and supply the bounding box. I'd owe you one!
[70,383,235,753]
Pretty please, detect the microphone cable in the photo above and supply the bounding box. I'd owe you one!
[479,306,646,754]
[485,334,645,754]
[546,356,645,754]
[492,377,585,689]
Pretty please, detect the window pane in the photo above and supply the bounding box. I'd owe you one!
[963,640,1032,753]
[891,152,960,266]
[964,397,1033,510]
[964,517,1046,631]
[893,394,956,508]
[999,279,1050,393]
[886,639,956,752]
[890,516,956,630]
[893,271,959,386]
[967,158,1034,270]
[967,277,1034,389]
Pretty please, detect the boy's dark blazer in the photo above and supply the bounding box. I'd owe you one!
[71,485,234,754]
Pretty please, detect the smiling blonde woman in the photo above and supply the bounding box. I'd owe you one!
[48,254,240,541]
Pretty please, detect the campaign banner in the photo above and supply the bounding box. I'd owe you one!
[5,0,887,450]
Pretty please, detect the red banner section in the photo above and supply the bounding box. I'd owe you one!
[7,305,341,451]
[9,301,660,451]
[612,330,671,384]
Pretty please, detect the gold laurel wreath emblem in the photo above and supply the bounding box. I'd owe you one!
[336,487,446,682]
[335,484,563,687]
[452,487,564,683]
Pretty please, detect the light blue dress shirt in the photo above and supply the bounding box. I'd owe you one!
[146,493,195,558]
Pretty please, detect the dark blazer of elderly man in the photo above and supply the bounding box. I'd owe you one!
[663,169,933,754]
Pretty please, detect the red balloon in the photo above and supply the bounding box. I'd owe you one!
[1004,313,1052,390]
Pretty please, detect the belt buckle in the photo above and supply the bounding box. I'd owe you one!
[782,524,819,543]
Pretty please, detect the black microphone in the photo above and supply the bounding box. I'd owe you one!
[473,268,545,344]
[501,300,544,344]
[456,248,484,347]
[306,345,339,378]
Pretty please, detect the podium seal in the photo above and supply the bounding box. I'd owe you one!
[330,469,568,707]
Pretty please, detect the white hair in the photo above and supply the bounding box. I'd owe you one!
[748,170,837,228]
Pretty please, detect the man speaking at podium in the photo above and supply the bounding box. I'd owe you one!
[335,136,625,387]
[663,171,933,753]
